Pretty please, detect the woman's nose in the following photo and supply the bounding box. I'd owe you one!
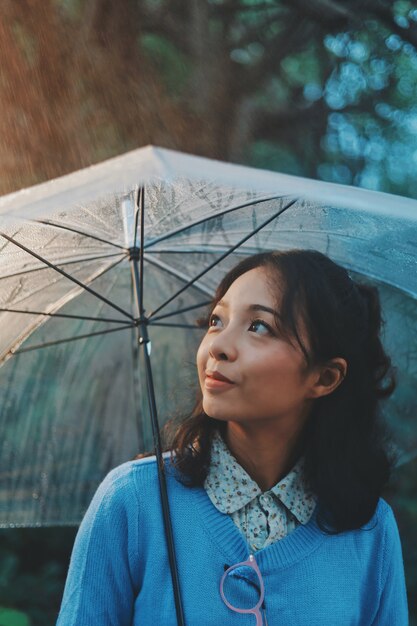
[208,331,238,361]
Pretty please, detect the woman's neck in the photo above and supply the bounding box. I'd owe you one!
[224,419,306,491]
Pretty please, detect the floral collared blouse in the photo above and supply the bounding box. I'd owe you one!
[204,431,317,552]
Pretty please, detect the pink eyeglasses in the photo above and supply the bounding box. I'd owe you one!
[220,553,268,625]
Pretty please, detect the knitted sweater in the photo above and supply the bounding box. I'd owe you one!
[57,456,409,625]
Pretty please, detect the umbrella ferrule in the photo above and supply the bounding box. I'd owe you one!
[137,319,151,349]
[138,324,150,342]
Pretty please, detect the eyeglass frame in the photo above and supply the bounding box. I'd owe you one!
[220,553,265,626]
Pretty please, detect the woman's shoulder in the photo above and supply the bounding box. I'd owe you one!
[368,497,398,527]
[91,452,177,508]
[359,497,401,547]
[101,452,162,481]
[107,453,163,478]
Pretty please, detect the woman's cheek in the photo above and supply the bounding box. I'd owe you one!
[196,342,208,381]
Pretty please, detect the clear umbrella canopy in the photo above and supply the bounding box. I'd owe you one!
[0,146,416,527]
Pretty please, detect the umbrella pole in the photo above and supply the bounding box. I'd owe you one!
[129,249,186,623]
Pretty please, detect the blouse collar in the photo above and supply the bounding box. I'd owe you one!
[204,430,316,524]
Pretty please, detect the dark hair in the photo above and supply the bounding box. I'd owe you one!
[164,249,397,533]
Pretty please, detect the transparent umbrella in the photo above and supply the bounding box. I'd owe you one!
[0,146,416,624]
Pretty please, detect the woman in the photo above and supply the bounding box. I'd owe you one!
[57,249,408,625]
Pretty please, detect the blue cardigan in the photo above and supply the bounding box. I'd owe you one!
[57,456,409,625]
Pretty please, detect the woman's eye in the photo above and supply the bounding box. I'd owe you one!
[249,319,272,335]
[208,314,272,335]
[208,314,221,327]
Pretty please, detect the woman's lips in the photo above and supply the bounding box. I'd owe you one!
[205,376,235,390]
[205,370,234,383]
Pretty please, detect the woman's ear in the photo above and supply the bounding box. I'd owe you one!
[308,358,347,399]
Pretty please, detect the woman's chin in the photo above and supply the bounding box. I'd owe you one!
[203,405,243,424]
[202,401,230,421]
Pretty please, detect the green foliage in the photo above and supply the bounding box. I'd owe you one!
[141,34,192,98]
[250,140,305,175]
[136,0,417,197]
[0,608,30,626]
[280,47,323,87]
[0,528,76,626]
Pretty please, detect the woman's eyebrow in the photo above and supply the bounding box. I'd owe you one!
[217,299,277,317]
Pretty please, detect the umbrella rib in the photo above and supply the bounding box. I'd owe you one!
[150,300,212,322]
[0,232,135,321]
[143,193,289,249]
[142,247,417,300]
[0,307,131,324]
[143,255,214,298]
[0,252,125,280]
[33,219,126,250]
[148,198,298,319]
[143,247,257,254]
[143,244,284,255]
[143,229,369,250]
[1,255,133,361]
[149,322,202,329]
[11,324,135,355]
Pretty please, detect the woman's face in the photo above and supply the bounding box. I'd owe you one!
[196,267,319,430]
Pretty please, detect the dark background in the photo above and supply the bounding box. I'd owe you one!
[0,1,416,624]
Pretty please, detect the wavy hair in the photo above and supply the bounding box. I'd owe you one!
[162,250,397,533]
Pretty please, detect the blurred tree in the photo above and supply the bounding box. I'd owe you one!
[1,0,417,195]
[138,0,417,194]
[0,0,201,193]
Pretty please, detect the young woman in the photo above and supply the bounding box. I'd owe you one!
[57,249,408,625]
